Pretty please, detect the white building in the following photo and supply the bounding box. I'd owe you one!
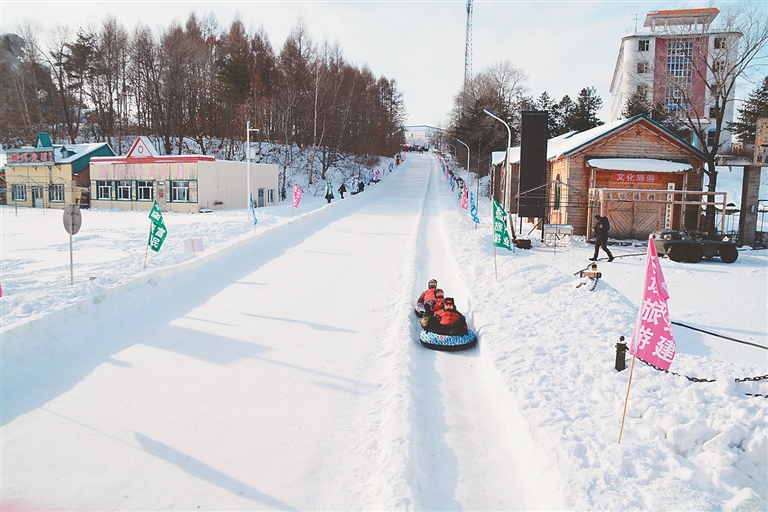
[609,8,741,150]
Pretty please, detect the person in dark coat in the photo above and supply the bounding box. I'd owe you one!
[591,215,614,262]
[357,180,365,193]
[421,297,468,335]
[338,182,347,199]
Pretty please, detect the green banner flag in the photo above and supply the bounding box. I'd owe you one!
[148,221,168,252]
[493,198,512,250]
[149,201,164,226]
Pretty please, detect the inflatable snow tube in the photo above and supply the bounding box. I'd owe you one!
[414,302,426,317]
[419,329,477,351]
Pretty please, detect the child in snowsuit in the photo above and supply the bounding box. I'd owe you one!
[417,279,438,306]
[421,297,468,336]
[423,288,445,315]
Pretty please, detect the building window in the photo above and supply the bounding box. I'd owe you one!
[714,36,726,49]
[638,39,650,52]
[707,130,717,147]
[268,189,275,203]
[637,62,649,74]
[97,180,112,200]
[171,181,189,202]
[116,180,132,200]
[49,184,65,202]
[11,184,26,201]
[137,180,153,201]
[709,106,719,119]
[667,41,693,83]
[713,59,726,73]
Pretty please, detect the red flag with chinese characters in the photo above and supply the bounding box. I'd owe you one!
[461,185,469,210]
[292,184,303,208]
[629,236,676,370]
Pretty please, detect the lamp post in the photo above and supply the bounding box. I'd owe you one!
[456,138,470,187]
[246,121,259,213]
[483,109,512,212]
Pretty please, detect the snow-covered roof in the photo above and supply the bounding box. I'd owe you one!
[586,157,693,173]
[57,143,112,164]
[502,115,703,165]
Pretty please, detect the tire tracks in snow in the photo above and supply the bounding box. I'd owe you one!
[406,154,529,510]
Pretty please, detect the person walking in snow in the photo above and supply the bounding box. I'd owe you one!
[591,215,614,262]
[338,182,347,199]
[325,181,334,203]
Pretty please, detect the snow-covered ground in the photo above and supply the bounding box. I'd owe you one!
[1,153,766,510]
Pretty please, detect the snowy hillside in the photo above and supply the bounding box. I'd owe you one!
[1,153,766,510]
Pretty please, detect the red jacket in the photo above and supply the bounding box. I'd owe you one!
[418,288,437,304]
[434,308,461,326]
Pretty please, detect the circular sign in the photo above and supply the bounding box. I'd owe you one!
[63,204,82,235]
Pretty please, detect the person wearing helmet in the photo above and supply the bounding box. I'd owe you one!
[417,279,438,305]
[423,288,445,314]
[421,297,468,336]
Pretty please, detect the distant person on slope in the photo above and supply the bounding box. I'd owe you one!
[325,182,334,204]
[338,182,347,199]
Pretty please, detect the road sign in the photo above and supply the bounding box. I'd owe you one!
[63,204,82,235]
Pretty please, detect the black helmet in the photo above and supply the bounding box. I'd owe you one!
[444,297,455,310]
[428,279,437,289]
[435,288,445,298]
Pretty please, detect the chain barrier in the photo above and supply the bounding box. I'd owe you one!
[639,360,768,397]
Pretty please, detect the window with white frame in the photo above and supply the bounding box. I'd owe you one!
[638,39,650,52]
[97,180,112,200]
[171,181,189,202]
[713,59,726,73]
[117,180,132,200]
[637,61,649,74]
[137,180,153,201]
[49,184,65,202]
[11,184,26,201]
[268,189,274,204]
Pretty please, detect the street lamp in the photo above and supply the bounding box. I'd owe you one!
[445,141,457,160]
[456,138,470,187]
[483,109,512,211]
[246,121,259,213]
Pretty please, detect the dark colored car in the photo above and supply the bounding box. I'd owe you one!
[651,230,738,263]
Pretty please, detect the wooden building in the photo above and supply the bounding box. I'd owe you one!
[3,133,115,208]
[89,137,279,213]
[501,115,709,239]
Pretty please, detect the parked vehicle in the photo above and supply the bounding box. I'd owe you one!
[651,230,738,263]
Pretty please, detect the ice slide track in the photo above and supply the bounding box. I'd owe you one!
[406,153,530,510]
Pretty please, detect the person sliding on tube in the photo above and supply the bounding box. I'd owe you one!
[417,279,438,306]
[421,297,468,336]
[424,288,445,315]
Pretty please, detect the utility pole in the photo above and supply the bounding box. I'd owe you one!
[464,0,473,85]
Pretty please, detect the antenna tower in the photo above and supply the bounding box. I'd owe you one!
[464,0,473,85]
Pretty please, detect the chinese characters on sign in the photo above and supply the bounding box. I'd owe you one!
[147,201,167,252]
[8,150,55,165]
[613,172,659,183]
[629,237,676,370]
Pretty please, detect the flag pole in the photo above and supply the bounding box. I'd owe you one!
[618,353,637,444]
[143,225,150,271]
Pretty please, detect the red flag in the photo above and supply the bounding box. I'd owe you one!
[461,185,469,210]
[629,236,676,370]
[292,184,303,208]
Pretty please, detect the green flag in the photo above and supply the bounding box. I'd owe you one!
[149,201,164,226]
[147,201,167,252]
[493,198,512,250]
[148,221,168,252]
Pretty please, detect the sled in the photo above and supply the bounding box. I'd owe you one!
[419,329,477,351]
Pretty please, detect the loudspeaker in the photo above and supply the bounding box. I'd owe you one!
[519,111,548,218]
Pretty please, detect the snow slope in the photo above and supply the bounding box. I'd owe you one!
[1,153,766,510]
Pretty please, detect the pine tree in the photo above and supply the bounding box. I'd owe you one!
[729,76,768,144]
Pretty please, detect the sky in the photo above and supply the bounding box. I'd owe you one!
[1,1,766,128]
[1,153,766,509]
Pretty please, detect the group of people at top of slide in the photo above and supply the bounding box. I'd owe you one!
[416,279,468,336]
